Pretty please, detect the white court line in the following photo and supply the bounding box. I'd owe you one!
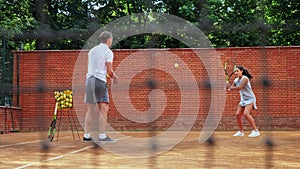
[14,146,93,169]
[0,140,42,148]
[0,136,71,148]
[14,136,131,169]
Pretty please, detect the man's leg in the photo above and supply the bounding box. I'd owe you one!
[99,103,109,137]
[98,102,115,142]
[83,104,96,141]
[83,76,97,141]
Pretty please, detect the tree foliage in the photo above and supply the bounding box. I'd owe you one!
[0,0,36,48]
[265,0,300,45]
[0,0,299,50]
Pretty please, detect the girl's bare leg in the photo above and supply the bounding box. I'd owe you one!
[236,106,244,132]
[243,103,258,130]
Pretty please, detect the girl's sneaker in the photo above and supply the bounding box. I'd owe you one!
[248,130,260,138]
[233,131,244,137]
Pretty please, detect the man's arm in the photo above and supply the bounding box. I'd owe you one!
[106,62,114,78]
[106,62,118,84]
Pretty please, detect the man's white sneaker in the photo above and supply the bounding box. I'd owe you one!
[233,131,244,137]
[248,130,260,138]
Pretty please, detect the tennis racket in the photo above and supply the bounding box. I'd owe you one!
[48,102,58,141]
[224,58,236,83]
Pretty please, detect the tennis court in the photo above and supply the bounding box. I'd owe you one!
[1,2,300,169]
[1,130,299,169]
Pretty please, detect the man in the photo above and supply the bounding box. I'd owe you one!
[83,31,118,142]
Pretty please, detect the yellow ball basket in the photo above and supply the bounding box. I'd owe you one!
[54,90,73,109]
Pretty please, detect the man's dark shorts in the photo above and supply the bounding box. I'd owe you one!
[85,76,109,104]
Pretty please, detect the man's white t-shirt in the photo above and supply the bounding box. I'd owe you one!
[86,43,113,83]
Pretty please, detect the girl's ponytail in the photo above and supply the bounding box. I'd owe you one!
[236,66,252,79]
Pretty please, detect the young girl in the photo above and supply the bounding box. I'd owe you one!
[227,66,260,138]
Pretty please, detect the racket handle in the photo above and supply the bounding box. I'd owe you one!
[54,102,58,116]
[225,81,230,91]
[225,75,229,82]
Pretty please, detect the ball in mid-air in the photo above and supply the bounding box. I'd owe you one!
[174,63,179,68]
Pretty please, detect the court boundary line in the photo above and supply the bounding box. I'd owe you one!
[0,136,71,148]
[14,146,93,169]
[14,136,131,169]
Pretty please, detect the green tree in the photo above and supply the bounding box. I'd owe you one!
[1,0,300,50]
[206,0,269,47]
[265,0,300,45]
[29,0,92,49]
[0,0,36,48]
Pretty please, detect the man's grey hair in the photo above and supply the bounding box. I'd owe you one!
[99,31,112,43]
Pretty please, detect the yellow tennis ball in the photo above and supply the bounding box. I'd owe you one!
[174,63,179,68]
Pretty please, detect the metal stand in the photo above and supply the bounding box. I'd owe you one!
[56,108,81,141]
[1,106,15,133]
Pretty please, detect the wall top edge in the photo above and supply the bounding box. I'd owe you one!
[11,46,300,54]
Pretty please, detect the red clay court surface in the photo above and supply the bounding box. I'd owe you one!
[0,131,299,169]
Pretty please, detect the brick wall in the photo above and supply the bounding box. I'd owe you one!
[10,47,300,131]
